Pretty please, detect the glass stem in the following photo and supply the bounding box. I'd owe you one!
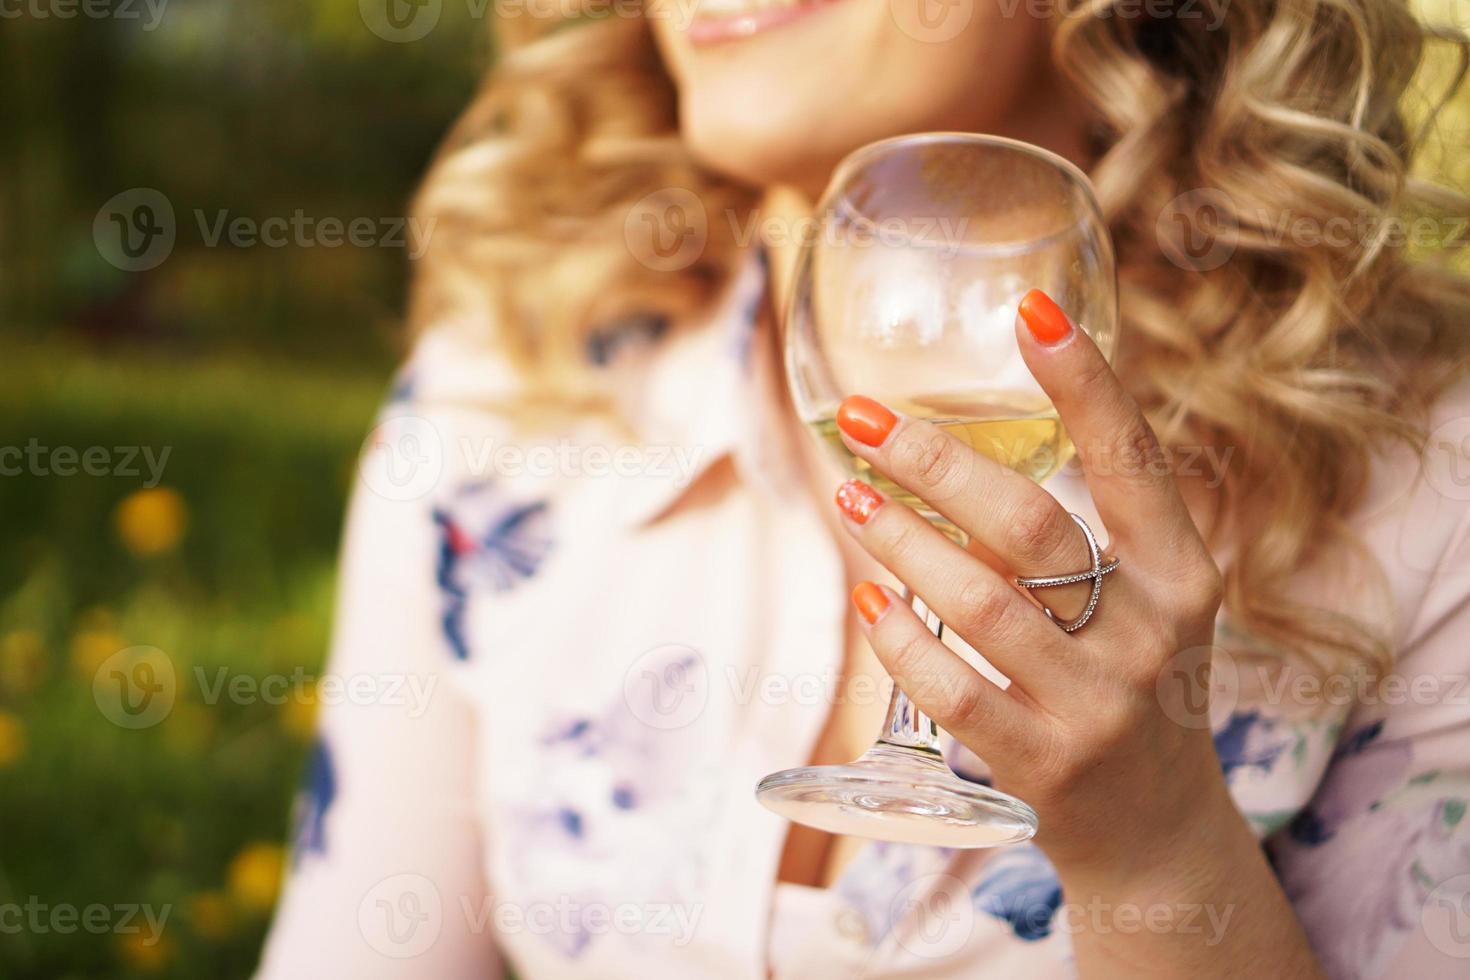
[875,586,943,755]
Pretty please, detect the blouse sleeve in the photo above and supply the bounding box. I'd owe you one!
[1266,461,1470,979]
[254,384,504,978]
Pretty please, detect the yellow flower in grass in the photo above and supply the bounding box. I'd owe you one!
[228,841,285,914]
[70,628,125,681]
[186,890,236,941]
[115,487,187,556]
[0,712,25,769]
[116,929,173,973]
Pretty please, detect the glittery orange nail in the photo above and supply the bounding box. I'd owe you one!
[835,479,883,525]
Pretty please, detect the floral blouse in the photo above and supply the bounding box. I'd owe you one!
[257,253,1470,978]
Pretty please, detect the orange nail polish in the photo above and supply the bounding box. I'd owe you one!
[852,581,890,625]
[835,479,883,525]
[1018,289,1073,345]
[836,396,897,447]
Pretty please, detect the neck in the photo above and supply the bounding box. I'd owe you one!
[762,100,1095,330]
[762,184,816,326]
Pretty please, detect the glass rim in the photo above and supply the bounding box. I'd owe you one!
[820,131,1108,258]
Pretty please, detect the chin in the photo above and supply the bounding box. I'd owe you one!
[678,96,853,193]
[656,0,1054,195]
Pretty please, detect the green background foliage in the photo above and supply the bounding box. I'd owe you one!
[0,3,484,976]
[0,1,1467,977]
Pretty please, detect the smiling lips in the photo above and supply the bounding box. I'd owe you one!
[686,0,846,46]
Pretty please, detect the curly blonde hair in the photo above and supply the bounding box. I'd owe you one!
[407,1,1470,669]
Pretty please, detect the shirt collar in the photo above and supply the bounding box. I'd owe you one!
[404,248,784,529]
[610,248,793,527]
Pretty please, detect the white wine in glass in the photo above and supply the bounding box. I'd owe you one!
[807,390,1074,510]
[757,133,1118,847]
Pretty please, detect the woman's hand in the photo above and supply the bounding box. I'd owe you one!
[832,290,1323,977]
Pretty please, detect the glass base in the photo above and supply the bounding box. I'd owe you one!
[755,743,1038,848]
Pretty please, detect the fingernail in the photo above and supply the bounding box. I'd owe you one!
[836,395,897,447]
[1018,289,1073,345]
[835,479,883,525]
[852,581,890,625]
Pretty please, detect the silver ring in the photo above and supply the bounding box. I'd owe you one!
[1014,513,1118,633]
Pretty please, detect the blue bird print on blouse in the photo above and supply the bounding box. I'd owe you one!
[1288,720,1391,846]
[385,368,417,407]
[583,313,668,367]
[503,648,710,959]
[728,246,768,367]
[432,483,553,660]
[972,845,1064,941]
[1213,709,1296,779]
[292,737,336,865]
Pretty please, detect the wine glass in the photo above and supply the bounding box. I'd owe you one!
[756,133,1118,847]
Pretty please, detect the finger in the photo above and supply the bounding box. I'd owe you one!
[834,396,1096,621]
[1015,288,1207,563]
[836,480,1079,697]
[852,581,1038,758]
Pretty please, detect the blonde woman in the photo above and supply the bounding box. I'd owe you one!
[258,0,1470,976]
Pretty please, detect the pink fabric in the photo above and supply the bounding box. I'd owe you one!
[257,255,1470,978]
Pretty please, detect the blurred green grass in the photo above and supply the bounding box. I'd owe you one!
[0,2,1466,978]
[0,3,482,976]
[0,339,384,978]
